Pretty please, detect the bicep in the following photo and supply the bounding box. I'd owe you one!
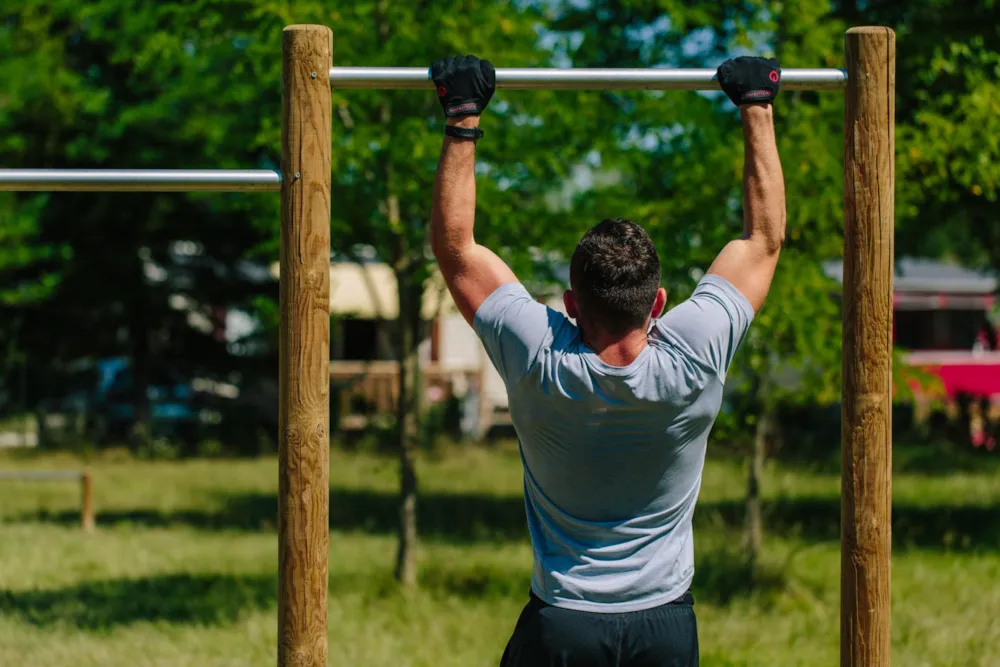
[706,239,779,314]
[438,243,518,325]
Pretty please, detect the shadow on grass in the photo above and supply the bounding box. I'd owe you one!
[0,560,783,630]
[767,434,1000,477]
[0,572,276,629]
[413,548,786,607]
[690,548,789,605]
[694,497,1000,551]
[892,439,1000,475]
[19,489,531,542]
[13,490,999,552]
[419,563,528,601]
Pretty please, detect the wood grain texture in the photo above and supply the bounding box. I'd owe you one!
[279,24,332,667]
[81,471,95,533]
[842,26,895,667]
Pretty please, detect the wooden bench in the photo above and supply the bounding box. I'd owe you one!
[331,361,487,433]
[0,469,94,531]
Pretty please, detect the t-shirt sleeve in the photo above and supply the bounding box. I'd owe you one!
[473,282,559,386]
[653,274,755,379]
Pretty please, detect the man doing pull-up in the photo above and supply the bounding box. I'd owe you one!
[429,55,786,667]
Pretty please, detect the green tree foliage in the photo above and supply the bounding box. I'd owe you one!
[0,198,62,308]
[0,1,283,442]
[3,0,996,584]
[805,1,1000,270]
[1,0,603,582]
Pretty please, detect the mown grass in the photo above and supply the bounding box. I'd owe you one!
[0,442,997,666]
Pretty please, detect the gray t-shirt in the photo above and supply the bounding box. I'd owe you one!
[473,274,754,613]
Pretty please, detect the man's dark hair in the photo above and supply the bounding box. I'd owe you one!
[569,218,661,335]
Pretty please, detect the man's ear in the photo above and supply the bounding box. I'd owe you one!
[563,290,579,320]
[650,287,668,319]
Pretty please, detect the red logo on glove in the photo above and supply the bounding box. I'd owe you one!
[769,70,780,83]
[447,102,479,114]
[437,86,447,97]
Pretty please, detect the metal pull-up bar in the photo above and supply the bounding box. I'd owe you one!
[0,68,847,192]
[0,169,281,192]
[328,66,849,91]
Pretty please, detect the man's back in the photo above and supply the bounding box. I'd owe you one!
[428,52,784,666]
[474,274,754,612]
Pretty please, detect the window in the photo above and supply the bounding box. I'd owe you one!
[894,309,987,350]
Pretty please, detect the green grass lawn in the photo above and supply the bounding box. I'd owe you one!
[0,442,998,666]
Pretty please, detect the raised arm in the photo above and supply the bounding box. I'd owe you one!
[429,55,517,325]
[707,57,787,313]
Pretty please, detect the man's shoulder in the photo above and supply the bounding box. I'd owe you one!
[474,282,579,386]
[474,282,565,326]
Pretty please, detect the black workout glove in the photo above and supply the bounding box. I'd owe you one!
[431,55,496,117]
[717,56,781,107]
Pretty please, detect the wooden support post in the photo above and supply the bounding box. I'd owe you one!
[279,24,333,667]
[842,26,895,667]
[80,471,95,532]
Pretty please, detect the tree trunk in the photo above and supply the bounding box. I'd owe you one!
[33,407,50,449]
[371,0,421,583]
[393,267,422,587]
[745,406,773,571]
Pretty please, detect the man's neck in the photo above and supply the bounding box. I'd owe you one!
[581,327,650,367]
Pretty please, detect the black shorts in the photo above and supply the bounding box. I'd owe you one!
[499,590,698,667]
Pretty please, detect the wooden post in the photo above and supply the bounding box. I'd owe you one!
[80,471,95,532]
[842,26,895,667]
[279,24,332,667]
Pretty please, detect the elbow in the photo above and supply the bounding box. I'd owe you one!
[429,211,476,267]
[431,238,461,268]
[750,236,783,258]
[430,227,465,269]
[763,208,786,255]
[774,214,788,253]
[766,229,785,255]
[430,231,445,261]
[748,218,785,256]
[429,222,449,261]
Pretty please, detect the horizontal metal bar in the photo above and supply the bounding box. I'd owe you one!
[0,169,281,192]
[0,470,82,481]
[329,67,847,91]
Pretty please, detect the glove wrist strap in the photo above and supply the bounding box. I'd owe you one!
[445,125,484,142]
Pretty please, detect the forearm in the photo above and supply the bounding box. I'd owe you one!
[740,105,786,254]
[431,116,481,265]
[428,55,517,323]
